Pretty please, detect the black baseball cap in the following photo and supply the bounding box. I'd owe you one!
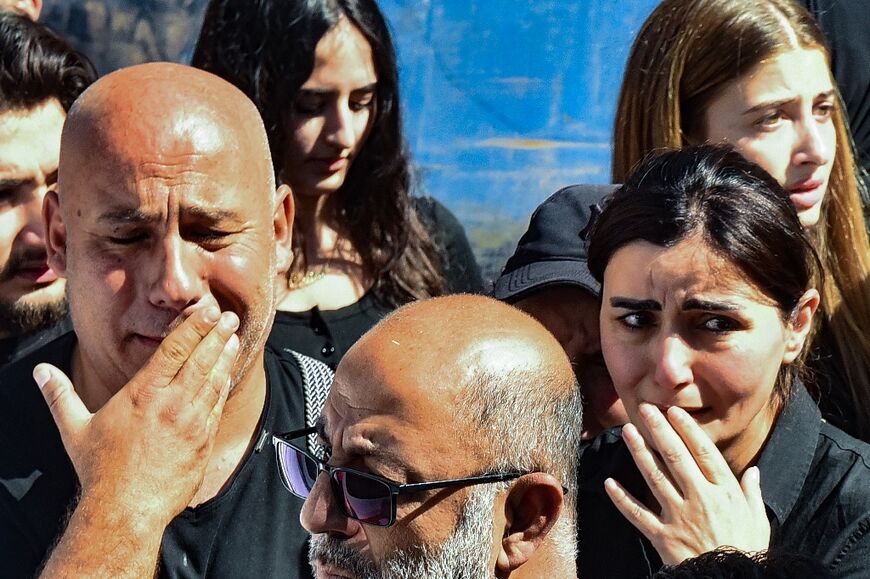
[492,184,615,303]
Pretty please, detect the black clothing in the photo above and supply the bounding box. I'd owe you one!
[798,0,870,198]
[414,196,484,295]
[0,316,72,369]
[0,332,314,579]
[269,292,389,370]
[267,196,482,367]
[806,320,863,440]
[578,385,870,579]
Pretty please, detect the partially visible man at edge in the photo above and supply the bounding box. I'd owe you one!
[0,62,317,578]
[493,185,628,440]
[0,0,41,20]
[275,295,581,578]
[0,11,94,366]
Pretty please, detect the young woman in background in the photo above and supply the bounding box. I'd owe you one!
[193,0,482,367]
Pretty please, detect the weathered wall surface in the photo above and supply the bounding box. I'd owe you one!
[42,0,659,281]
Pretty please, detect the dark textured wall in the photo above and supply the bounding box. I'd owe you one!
[42,0,207,74]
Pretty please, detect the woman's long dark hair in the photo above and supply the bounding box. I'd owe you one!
[193,0,444,306]
[589,145,822,403]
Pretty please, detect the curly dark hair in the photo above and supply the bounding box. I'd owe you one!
[192,0,445,306]
[0,10,96,113]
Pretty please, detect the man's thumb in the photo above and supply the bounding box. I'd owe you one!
[34,363,91,439]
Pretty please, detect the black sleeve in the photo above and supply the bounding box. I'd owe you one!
[413,196,485,293]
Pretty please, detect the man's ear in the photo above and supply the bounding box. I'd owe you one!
[273,184,294,276]
[495,473,564,577]
[782,288,820,364]
[43,189,68,276]
[11,0,41,20]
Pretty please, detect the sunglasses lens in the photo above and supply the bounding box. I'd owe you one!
[277,442,319,499]
[335,471,393,526]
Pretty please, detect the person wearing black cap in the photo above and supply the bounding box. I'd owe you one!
[493,184,627,440]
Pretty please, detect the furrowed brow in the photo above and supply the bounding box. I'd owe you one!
[743,97,794,115]
[0,178,33,189]
[682,298,740,312]
[180,205,244,225]
[97,208,156,225]
[609,297,661,310]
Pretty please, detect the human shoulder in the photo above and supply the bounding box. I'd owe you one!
[791,422,870,575]
[411,195,484,293]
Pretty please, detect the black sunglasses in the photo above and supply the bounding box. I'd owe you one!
[273,427,527,527]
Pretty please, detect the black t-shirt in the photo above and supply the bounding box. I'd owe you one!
[577,385,870,579]
[0,317,73,370]
[267,196,483,368]
[0,332,314,579]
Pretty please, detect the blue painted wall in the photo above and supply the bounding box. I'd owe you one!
[381,0,659,222]
[43,0,662,274]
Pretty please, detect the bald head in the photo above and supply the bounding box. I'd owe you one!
[59,62,274,199]
[312,295,581,574]
[353,294,572,396]
[333,294,581,487]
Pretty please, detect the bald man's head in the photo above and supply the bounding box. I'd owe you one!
[300,295,581,577]
[43,62,293,396]
[60,62,274,200]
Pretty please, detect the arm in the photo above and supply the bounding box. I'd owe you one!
[605,404,770,565]
[35,305,239,577]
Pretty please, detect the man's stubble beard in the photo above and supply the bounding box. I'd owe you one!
[0,296,67,337]
[309,484,500,579]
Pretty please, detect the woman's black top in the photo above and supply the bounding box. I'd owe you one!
[267,196,483,368]
[577,384,870,579]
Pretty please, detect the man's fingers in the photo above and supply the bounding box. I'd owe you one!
[139,305,223,387]
[172,312,239,406]
[198,332,240,411]
[34,363,92,443]
[605,477,663,539]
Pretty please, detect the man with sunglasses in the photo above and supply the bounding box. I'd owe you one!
[275,294,582,578]
[0,63,316,577]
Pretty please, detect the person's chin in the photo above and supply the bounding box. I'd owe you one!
[314,562,358,579]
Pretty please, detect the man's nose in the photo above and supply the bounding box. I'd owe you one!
[18,185,49,245]
[147,236,207,311]
[653,334,694,390]
[300,471,361,538]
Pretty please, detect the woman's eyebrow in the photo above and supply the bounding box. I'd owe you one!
[682,298,740,312]
[609,297,661,310]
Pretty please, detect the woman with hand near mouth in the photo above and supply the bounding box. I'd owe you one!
[612,0,870,441]
[193,0,482,368]
[579,145,870,579]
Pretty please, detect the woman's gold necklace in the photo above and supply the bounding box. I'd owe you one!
[287,261,330,290]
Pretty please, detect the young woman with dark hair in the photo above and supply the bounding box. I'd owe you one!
[192,0,482,367]
[612,0,870,440]
[579,145,870,578]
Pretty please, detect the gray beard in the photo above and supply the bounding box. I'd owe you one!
[0,298,67,337]
[308,484,499,579]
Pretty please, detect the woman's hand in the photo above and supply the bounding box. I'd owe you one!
[604,403,770,565]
